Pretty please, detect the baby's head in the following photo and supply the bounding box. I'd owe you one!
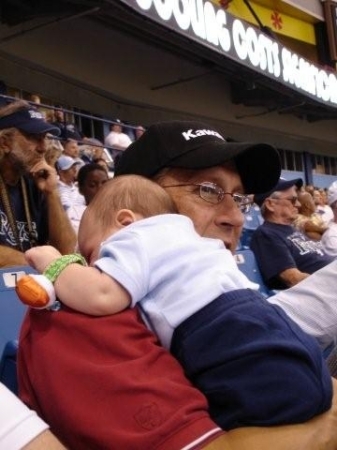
[78,174,177,263]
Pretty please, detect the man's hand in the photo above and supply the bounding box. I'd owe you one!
[30,160,58,193]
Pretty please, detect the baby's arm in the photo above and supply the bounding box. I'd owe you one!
[53,261,131,315]
[21,246,131,316]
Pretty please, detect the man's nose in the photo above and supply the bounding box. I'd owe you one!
[36,136,47,152]
[220,196,245,226]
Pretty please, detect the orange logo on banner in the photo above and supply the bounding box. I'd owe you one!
[271,11,283,30]
[219,0,232,9]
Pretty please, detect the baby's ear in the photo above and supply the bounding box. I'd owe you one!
[115,209,138,227]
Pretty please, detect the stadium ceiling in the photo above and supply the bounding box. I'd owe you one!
[1,0,337,122]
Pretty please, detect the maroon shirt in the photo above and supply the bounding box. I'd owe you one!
[18,306,222,449]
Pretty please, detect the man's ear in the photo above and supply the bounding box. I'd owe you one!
[115,209,138,227]
[0,133,12,154]
[264,198,275,212]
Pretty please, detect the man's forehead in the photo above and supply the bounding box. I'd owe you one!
[17,129,47,139]
[275,185,297,195]
[182,163,242,185]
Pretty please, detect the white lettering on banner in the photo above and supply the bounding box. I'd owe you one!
[182,128,224,140]
[281,48,337,103]
[232,19,280,76]
[133,0,337,108]
[173,0,189,31]
[136,0,152,11]
[203,2,230,51]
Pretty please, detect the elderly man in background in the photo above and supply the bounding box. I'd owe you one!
[0,100,76,267]
[250,178,333,290]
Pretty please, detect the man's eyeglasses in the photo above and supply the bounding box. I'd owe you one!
[271,196,299,206]
[162,181,252,213]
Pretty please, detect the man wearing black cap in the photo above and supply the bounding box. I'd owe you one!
[251,178,334,290]
[0,100,76,267]
[19,121,337,450]
[116,121,280,253]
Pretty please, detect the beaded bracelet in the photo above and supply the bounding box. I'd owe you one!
[44,253,87,283]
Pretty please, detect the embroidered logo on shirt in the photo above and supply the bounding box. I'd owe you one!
[134,402,163,430]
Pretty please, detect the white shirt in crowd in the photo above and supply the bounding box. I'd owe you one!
[321,222,337,258]
[104,131,132,150]
[316,204,334,226]
[57,180,85,211]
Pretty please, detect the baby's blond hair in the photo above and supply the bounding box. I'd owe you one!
[84,174,177,231]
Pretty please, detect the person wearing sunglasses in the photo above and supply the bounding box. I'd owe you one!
[251,178,334,290]
[18,121,337,450]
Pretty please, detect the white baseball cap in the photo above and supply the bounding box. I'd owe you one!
[57,155,80,171]
[328,181,337,206]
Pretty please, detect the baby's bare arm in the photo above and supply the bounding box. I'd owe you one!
[54,262,131,315]
[25,246,130,316]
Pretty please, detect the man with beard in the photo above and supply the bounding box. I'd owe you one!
[0,100,76,267]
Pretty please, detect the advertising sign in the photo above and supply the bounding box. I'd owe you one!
[120,0,337,109]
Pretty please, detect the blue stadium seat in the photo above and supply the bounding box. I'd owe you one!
[239,204,263,250]
[239,228,255,250]
[0,265,37,356]
[235,249,273,298]
[0,340,18,394]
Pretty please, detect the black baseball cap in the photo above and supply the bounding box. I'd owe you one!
[115,120,281,194]
[0,107,60,136]
[254,177,303,206]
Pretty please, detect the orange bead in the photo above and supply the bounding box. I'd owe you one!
[15,275,50,307]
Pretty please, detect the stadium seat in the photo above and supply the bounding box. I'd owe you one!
[0,265,36,357]
[0,340,18,394]
[234,249,272,298]
[239,228,255,250]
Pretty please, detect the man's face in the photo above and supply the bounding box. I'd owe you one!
[7,129,47,172]
[267,186,300,224]
[112,124,122,133]
[54,110,64,122]
[157,163,245,253]
[63,140,79,158]
[59,164,78,184]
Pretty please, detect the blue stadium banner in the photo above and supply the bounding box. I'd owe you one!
[120,0,337,109]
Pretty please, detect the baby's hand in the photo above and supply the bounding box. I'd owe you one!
[25,246,62,273]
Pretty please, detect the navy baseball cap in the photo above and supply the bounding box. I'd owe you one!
[115,120,281,194]
[254,177,303,206]
[0,107,60,136]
